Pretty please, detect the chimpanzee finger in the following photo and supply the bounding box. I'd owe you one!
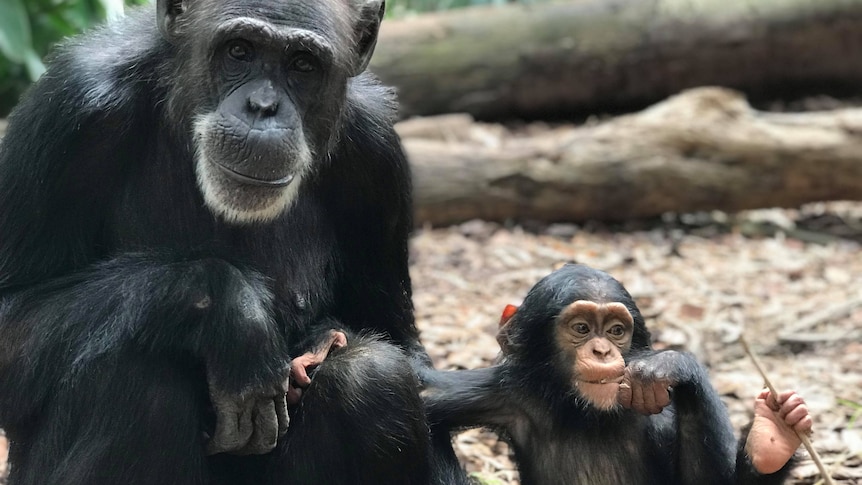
[618,378,633,409]
[778,394,806,420]
[286,385,303,406]
[275,392,290,436]
[207,400,253,455]
[291,354,313,387]
[652,380,671,411]
[631,380,647,415]
[783,402,810,428]
[332,330,347,349]
[238,404,254,446]
[641,381,658,415]
[237,398,279,455]
[793,415,814,435]
[775,389,797,405]
[757,388,780,412]
[206,411,236,455]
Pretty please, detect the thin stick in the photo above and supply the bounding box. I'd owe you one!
[738,335,834,485]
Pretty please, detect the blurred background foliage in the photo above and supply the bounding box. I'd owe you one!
[0,0,538,116]
[0,0,149,115]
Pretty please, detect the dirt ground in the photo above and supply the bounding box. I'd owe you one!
[411,201,862,485]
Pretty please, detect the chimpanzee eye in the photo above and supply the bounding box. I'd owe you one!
[290,54,317,73]
[226,40,254,62]
[608,325,625,337]
[573,323,590,335]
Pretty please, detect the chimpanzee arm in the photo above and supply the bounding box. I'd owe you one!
[623,350,738,485]
[420,366,515,429]
[634,353,799,485]
[0,254,290,435]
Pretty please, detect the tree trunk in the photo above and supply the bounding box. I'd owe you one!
[372,0,862,120]
[402,88,862,225]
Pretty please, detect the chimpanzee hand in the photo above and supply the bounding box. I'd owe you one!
[179,259,294,455]
[618,351,682,415]
[746,389,812,474]
[287,330,348,406]
[206,376,291,455]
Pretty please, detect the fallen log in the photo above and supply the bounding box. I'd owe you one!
[401,87,862,225]
[372,0,862,119]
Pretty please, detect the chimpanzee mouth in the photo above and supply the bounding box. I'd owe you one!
[580,375,624,385]
[212,160,295,188]
[576,377,624,411]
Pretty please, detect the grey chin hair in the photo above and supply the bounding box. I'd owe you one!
[192,113,309,225]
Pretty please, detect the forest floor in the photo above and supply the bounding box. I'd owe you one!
[411,201,862,485]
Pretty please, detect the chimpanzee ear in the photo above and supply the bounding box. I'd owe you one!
[499,304,519,326]
[348,0,385,77]
[496,304,519,355]
[157,0,188,43]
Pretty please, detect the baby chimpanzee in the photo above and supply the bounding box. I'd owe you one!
[422,264,811,485]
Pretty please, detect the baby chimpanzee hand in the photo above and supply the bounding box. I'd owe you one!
[287,330,348,406]
[618,351,686,415]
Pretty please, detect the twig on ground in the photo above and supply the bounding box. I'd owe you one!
[739,335,835,485]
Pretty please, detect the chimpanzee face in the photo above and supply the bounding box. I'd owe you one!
[554,300,633,410]
[158,0,383,224]
[499,264,644,412]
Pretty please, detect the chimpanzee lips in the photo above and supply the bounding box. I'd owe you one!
[212,160,295,188]
[581,375,624,385]
[576,377,624,411]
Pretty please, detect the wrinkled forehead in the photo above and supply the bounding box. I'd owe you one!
[557,300,634,326]
[205,0,354,46]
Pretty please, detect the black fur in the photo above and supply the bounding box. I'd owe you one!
[0,2,467,484]
[422,264,792,485]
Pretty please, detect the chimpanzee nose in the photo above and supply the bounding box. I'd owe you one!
[592,340,612,359]
[247,81,279,116]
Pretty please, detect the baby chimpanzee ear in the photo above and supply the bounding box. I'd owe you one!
[496,304,519,354]
[500,304,518,326]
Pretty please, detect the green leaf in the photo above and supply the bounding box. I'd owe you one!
[64,1,96,32]
[43,12,80,38]
[0,0,34,64]
[99,0,126,21]
[838,398,862,427]
[23,48,46,81]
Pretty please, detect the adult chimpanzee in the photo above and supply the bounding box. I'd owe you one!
[0,1,469,484]
[422,264,812,485]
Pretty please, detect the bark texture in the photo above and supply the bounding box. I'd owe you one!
[372,0,862,119]
[402,88,862,225]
